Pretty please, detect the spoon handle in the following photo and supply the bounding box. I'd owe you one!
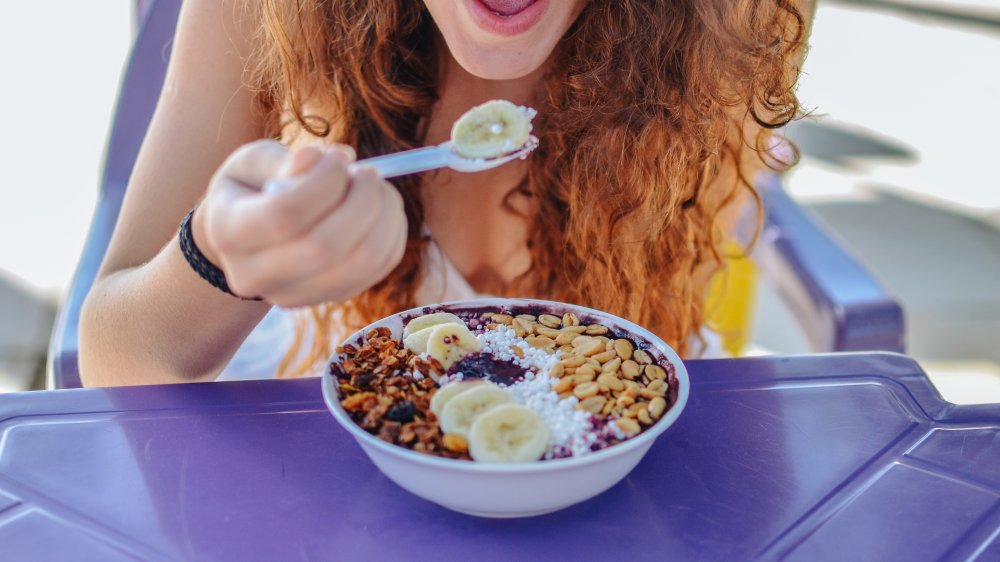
[353,146,449,179]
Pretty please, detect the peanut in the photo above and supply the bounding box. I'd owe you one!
[577,395,607,413]
[621,360,641,380]
[637,409,653,426]
[633,349,652,365]
[538,314,562,328]
[648,397,667,419]
[601,357,622,375]
[574,382,600,399]
[613,339,634,360]
[592,350,618,364]
[490,313,513,325]
[553,376,574,393]
[615,418,641,436]
[585,324,609,335]
[598,372,625,392]
[645,364,667,380]
[576,340,604,357]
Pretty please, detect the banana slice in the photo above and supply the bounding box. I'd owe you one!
[403,312,464,339]
[402,326,437,355]
[451,99,535,159]
[430,379,489,417]
[439,384,512,437]
[425,322,482,370]
[468,404,550,463]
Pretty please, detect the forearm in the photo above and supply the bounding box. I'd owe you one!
[79,231,271,387]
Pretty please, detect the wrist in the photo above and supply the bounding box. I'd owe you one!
[190,204,222,266]
[178,207,263,301]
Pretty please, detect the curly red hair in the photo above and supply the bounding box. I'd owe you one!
[249,0,807,376]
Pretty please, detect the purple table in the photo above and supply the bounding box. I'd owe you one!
[3,354,998,561]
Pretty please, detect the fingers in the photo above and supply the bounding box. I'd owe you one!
[269,194,407,307]
[227,167,386,293]
[245,180,408,306]
[217,140,291,192]
[204,139,409,307]
[213,144,357,251]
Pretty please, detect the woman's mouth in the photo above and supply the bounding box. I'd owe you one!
[466,0,548,36]
[480,0,537,16]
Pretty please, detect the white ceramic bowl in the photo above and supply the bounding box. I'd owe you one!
[322,298,690,518]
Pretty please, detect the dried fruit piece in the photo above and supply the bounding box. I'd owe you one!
[385,400,417,423]
[442,433,469,453]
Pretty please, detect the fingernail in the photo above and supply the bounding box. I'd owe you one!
[328,149,351,167]
[326,144,357,162]
[351,164,379,182]
[280,145,324,177]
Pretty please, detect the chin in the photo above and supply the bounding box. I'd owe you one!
[425,0,583,81]
[451,48,548,81]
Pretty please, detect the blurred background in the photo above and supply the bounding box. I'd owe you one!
[0,0,998,398]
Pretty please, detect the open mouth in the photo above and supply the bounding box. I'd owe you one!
[478,0,538,17]
[467,0,547,36]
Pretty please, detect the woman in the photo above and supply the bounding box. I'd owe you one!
[79,0,808,386]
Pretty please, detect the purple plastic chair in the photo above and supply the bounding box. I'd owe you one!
[47,0,904,389]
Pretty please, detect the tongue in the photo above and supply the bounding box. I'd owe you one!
[480,0,536,17]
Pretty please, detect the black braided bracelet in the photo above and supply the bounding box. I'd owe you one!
[178,209,263,301]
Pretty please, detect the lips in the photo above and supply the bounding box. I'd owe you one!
[479,0,537,17]
[467,0,547,36]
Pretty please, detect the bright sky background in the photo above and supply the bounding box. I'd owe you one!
[0,2,131,295]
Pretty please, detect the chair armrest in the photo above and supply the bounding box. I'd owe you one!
[757,173,906,353]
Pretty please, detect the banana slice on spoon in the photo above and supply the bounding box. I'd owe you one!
[450,99,536,159]
[301,99,539,181]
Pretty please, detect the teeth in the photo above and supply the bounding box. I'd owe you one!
[451,99,534,159]
[403,312,464,339]
[468,404,549,463]
[430,380,489,417]
[425,322,482,370]
[439,384,513,437]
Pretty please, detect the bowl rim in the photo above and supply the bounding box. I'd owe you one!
[322,297,690,473]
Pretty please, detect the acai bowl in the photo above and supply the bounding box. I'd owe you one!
[322,298,689,517]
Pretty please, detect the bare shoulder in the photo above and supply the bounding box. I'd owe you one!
[166,0,260,107]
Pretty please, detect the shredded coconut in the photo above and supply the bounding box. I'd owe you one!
[475,326,598,457]
[506,369,595,459]
[478,326,553,372]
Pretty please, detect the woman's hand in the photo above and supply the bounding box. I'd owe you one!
[195,140,408,308]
